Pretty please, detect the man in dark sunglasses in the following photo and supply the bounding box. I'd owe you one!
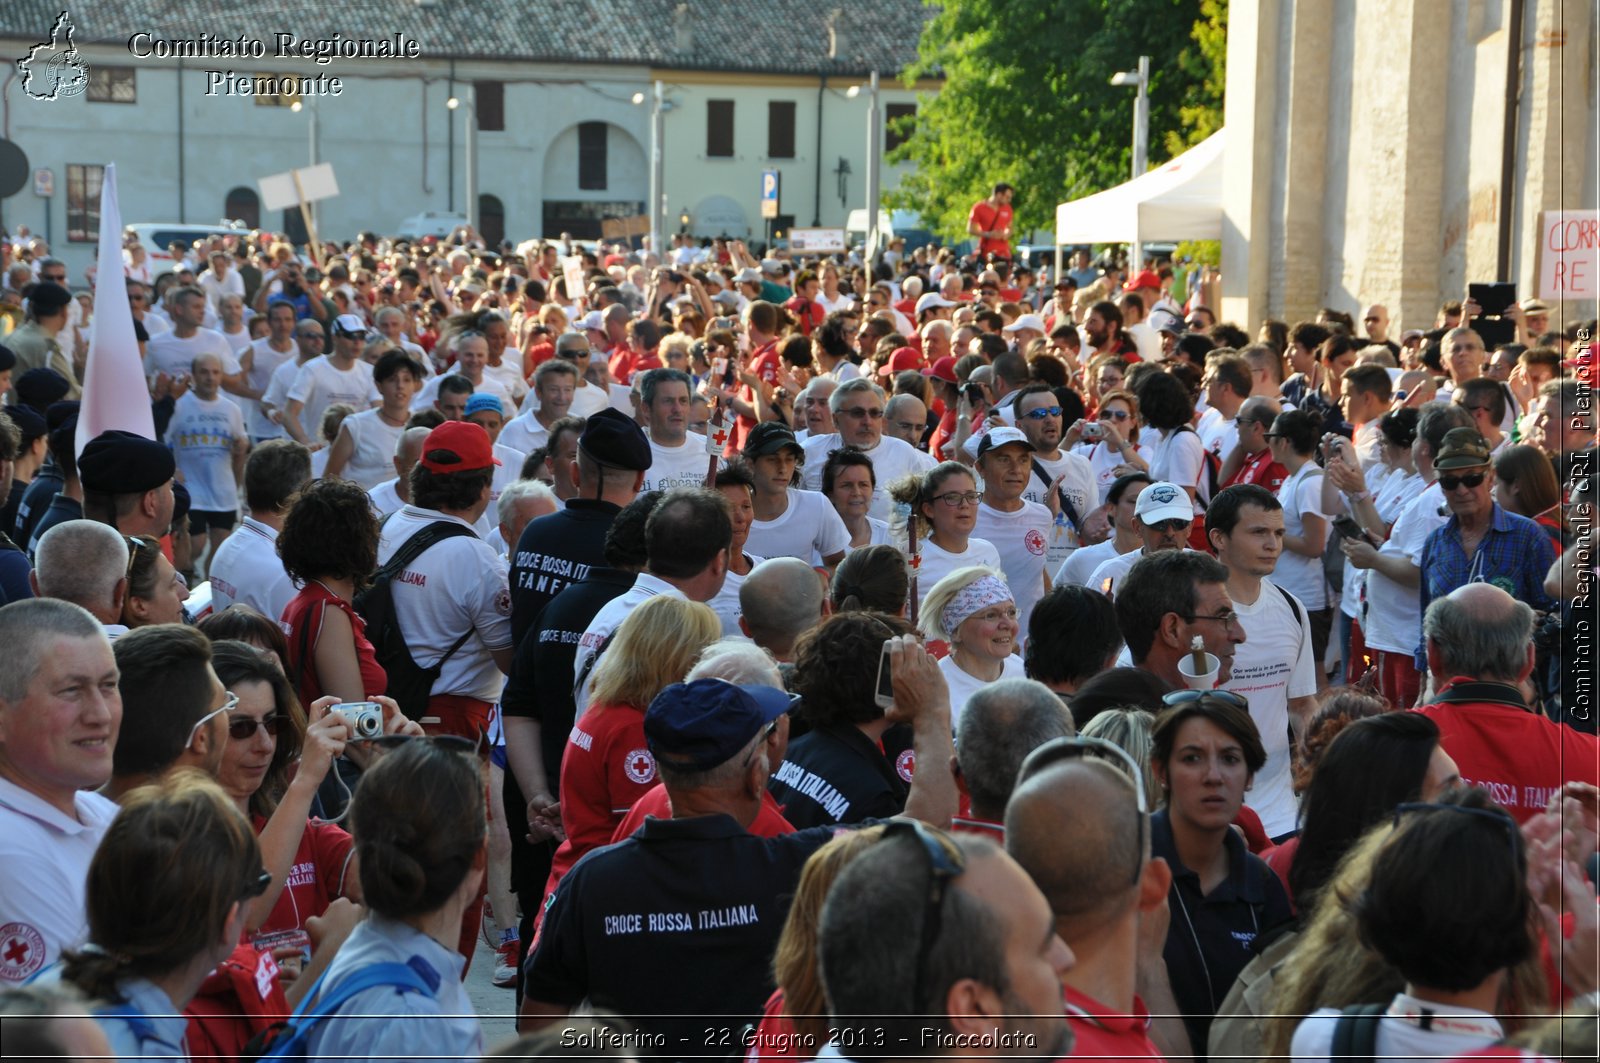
[1006,751,1185,1062]
[1011,386,1096,538]
[1417,428,1556,637]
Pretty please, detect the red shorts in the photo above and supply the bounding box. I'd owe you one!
[424,693,493,747]
[1376,650,1421,709]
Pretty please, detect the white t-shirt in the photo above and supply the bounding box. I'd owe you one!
[573,573,686,713]
[1290,993,1502,1063]
[1220,578,1317,838]
[707,553,764,638]
[244,338,298,439]
[800,433,937,520]
[1072,439,1153,505]
[288,356,379,443]
[198,268,245,311]
[1088,546,1197,599]
[746,489,851,563]
[164,392,246,512]
[1196,410,1239,471]
[1336,465,1415,619]
[145,328,240,384]
[374,506,514,702]
[938,652,1027,732]
[1274,462,1331,610]
[368,478,405,520]
[410,372,513,415]
[1023,449,1098,524]
[261,355,307,433]
[973,500,1052,633]
[915,536,1004,612]
[471,444,528,555]
[0,778,120,984]
[1149,426,1207,516]
[1054,536,1130,588]
[337,408,406,490]
[1362,482,1447,655]
[498,411,551,458]
[208,516,297,622]
[483,360,529,409]
[644,435,714,493]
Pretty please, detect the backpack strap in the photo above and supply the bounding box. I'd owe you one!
[289,959,434,1026]
[1330,1002,1385,1063]
[1030,458,1081,532]
[1273,582,1305,628]
[376,520,480,667]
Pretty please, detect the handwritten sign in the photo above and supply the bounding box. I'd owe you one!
[1536,210,1598,301]
[788,227,847,254]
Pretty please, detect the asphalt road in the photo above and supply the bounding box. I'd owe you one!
[464,934,520,1052]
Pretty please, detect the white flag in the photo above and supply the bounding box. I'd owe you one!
[75,162,155,456]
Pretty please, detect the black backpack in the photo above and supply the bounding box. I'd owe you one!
[352,520,477,718]
[1330,1002,1385,1063]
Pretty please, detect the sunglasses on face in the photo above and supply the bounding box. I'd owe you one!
[1021,406,1063,420]
[1099,409,1131,421]
[229,714,287,741]
[1438,471,1487,491]
[842,407,884,419]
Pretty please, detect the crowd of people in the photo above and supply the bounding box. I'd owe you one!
[0,217,1595,1063]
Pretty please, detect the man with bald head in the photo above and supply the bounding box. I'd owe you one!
[165,350,249,570]
[951,679,1074,839]
[884,393,929,448]
[1412,584,1596,823]
[31,521,131,637]
[738,556,827,663]
[368,425,431,518]
[1006,749,1187,1061]
[1361,303,1399,355]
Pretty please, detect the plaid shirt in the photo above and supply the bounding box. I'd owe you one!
[1416,502,1557,662]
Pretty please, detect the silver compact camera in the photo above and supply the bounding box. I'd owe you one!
[336,702,384,739]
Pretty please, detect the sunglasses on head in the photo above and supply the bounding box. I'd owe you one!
[1438,471,1487,491]
[1018,736,1148,886]
[878,820,965,1014]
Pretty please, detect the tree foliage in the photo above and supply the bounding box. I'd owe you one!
[887,0,1226,243]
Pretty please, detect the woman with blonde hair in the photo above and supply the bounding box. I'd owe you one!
[57,771,265,1060]
[921,566,1024,727]
[540,596,722,906]
[749,826,887,1061]
[1077,707,1158,807]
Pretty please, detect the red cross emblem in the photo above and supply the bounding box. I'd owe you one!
[0,922,45,981]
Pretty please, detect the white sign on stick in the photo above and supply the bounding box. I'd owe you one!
[1536,210,1599,302]
[788,228,847,254]
[258,163,340,212]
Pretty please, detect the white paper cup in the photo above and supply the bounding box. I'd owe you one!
[1177,651,1220,691]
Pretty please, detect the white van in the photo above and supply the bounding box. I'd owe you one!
[125,221,251,283]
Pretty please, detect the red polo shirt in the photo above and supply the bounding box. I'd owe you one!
[1063,984,1166,1059]
[1223,447,1289,492]
[610,784,796,842]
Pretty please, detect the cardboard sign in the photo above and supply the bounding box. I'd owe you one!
[788,227,846,254]
[258,163,338,211]
[600,214,649,241]
[1536,210,1599,301]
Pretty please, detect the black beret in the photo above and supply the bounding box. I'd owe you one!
[577,408,652,472]
[2,403,47,443]
[45,400,80,432]
[0,344,14,372]
[78,430,176,494]
[14,368,70,412]
[28,282,72,315]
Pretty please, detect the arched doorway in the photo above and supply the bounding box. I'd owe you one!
[540,121,646,240]
[225,186,260,229]
[479,194,505,248]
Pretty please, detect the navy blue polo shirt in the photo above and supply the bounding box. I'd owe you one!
[509,499,621,647]
[767,723,908,829]
[1151,809,1292,1054]
[12,460,62,545]
[502,567,636,895]
[524,813,841,1051]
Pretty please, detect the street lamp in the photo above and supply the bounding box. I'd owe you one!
[679,207,691,233]
[289,98,319,232]
[633,84,677,255]
[447,88,478,233]
[1110,55,1150,268]
[848,72,883,264]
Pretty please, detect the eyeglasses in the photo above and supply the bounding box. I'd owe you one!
[1099,409,1131,421]
[240,868,273,901]
[1018,736,1148,886]
[742,719,781,770]
[841,407,884,420]
[228,714,287,741]
[1162,688,1250,710]
[1438,471,1487,491]
[879,820,965,1013]
[934,490,983,507]
[1021,406,1063,420]
[186,691,240,748]
[1181,610,1243,632]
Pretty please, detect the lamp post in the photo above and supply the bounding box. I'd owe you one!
[679,207,691,234]
[447,87,478,233]
[1110,55,1150,269]
[289,98,318,233]
[634,83,671,255]
[847,71,882,265]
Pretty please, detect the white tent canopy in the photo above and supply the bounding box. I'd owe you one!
[1054,130,1225,246]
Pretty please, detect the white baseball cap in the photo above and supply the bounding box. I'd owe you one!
[1135,482,1193,525]
[1002,313,1047,334]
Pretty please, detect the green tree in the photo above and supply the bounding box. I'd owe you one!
[1164,0,1228,155]
[888,0,1222,244]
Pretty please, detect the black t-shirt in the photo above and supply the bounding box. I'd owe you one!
[767,723,909,829]
[502,568,636,895]
[509,499,621,647]
[1151,809,1293,1055]
[524,813,840,1051]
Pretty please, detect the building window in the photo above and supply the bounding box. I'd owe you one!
[578,121,608,190]
[479,194,506,246]
[225,187,261,229]
[253,77,301,108]
[475,81,505,131]
[885,103,916,152]
[87,66,135,103]
[767,101,796,159]
[707,100,734,158]
[67,164,105,243]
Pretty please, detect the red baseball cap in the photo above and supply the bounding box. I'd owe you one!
[419,421,501,473]
[921,356,958,384]
[1122,269,1161,292]
[877,346,924,377]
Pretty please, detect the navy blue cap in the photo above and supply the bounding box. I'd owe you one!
[14,368,70,412]
[578,407,651,471]
[644,679,794,771]
[2,403,46,443]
